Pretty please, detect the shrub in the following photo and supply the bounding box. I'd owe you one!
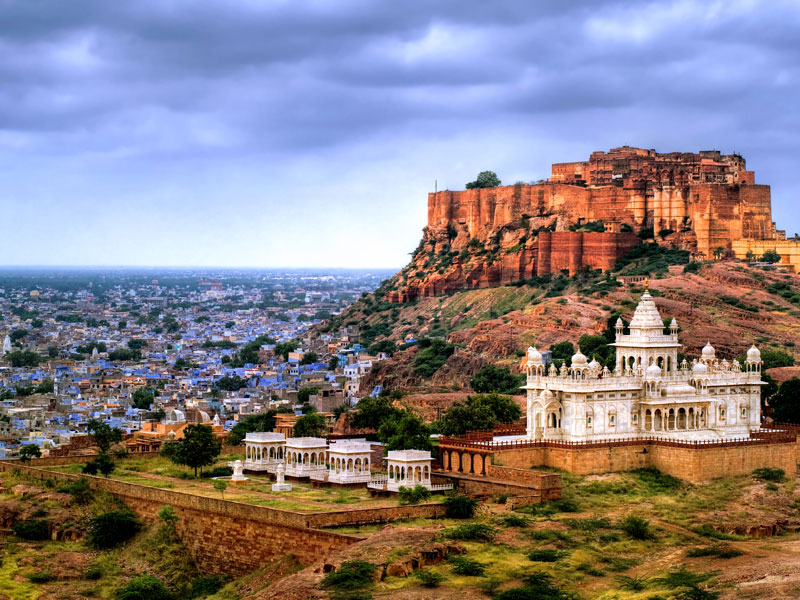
[495,572,576,600]
[652,566,714,589]
[115,576,173,600]
[27,571,54,583]
[415,569,444,588]
[631,467,682,493]
[199,466,233,479]
[576,562,605,577]
[85,564,104,580]
[753,467,785,482]
[397,485,431,506]
[563,516,612,531]
[62,478,93,504]
[686,545,743,559]
[620,515,654,540]
[500,514,529,527]
[528,549,563,562]
[11,519,50,540]
[413,339,455,377]
[322,560,376,592]
[442,494,478,519]
[187,575,225,597]
[445,523,496,542]
[691,524,741,541]
[88,510,142,548]
[449,556,486,576]
[616,575,647,590]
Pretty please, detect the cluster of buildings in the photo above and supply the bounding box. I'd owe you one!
[241,431,449,493]
[0,270,393,458]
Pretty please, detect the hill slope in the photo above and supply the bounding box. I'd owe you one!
[327,260,800,394]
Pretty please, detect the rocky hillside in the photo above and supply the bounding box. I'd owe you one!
[327,260,800,395]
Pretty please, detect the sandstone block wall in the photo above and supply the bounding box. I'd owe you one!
[489,441,797,484]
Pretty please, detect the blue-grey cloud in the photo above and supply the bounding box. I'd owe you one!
[0,0,799,267]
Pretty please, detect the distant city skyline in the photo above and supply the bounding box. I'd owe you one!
[1,1,799,268]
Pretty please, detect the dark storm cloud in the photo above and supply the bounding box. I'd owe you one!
[1,0,800,266]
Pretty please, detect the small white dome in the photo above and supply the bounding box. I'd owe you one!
[701,342,716,360]
[746,345,761,362]
[527,346,543,363]
[615,317,623,327]
[571,351,588,367]
[588,359,601,370]
[539,389,554,401]
[693,361,708,374]
[669,318,678,329]
[646,364,662,377]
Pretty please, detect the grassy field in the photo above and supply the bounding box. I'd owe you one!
[45,453,417,512]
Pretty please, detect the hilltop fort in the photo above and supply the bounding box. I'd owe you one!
[388,146,788,302]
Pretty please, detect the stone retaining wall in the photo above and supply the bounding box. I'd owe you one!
[0,460,449,575]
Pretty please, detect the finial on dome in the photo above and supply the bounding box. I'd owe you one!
[644,276,649,292]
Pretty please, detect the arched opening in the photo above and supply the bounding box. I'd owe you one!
[654,410,663,431]
[668,408,676,430]
[677,408,686,429]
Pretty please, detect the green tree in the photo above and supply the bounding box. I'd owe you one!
[466,170,501,189]
[297,386,320,404]
[328,355,340,370]
[292,413,327,437]
[769,377,800,423]
[127,338,148,350]
[215,375,246,391]
[349,395,403,430]
[226,411,277,446]
[300,352,318,365]
[86,418,123,453]
[213,479,228,500]
[19,444,42,462]
[549,341,575,364]
[169,424,222,477]
[437,393,521,436]
[760,249,781,263]
[6,350,42,368]
[470,364,524,394]
[35,378,55,394]
[131,387,156,410]
[378,411,431,451]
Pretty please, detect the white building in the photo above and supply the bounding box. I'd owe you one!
[243,432,286,472]
[525,289,764,441]
[284,437,328,478]
[320,440,373,484]
[381,450,435,492]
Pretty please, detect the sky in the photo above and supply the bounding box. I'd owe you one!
[1,0,799,269]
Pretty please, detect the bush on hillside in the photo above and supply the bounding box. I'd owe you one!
[88,510,142,548]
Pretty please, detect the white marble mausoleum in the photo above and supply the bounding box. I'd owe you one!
[525,289,764,442]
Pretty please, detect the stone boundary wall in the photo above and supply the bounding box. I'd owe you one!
[39,445,245,466]
[432,471,561,502]
[306,503,446,528]
[486,464,560,488]
[0,461,451,575]
[486,440,797,483]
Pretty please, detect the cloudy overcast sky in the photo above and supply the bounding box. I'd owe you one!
[1,0,799,268]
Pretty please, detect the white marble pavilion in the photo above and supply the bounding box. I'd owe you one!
[323,440,373,484]
[284,437,328,478]
[243,432,286,472]
[524,288,764,442]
